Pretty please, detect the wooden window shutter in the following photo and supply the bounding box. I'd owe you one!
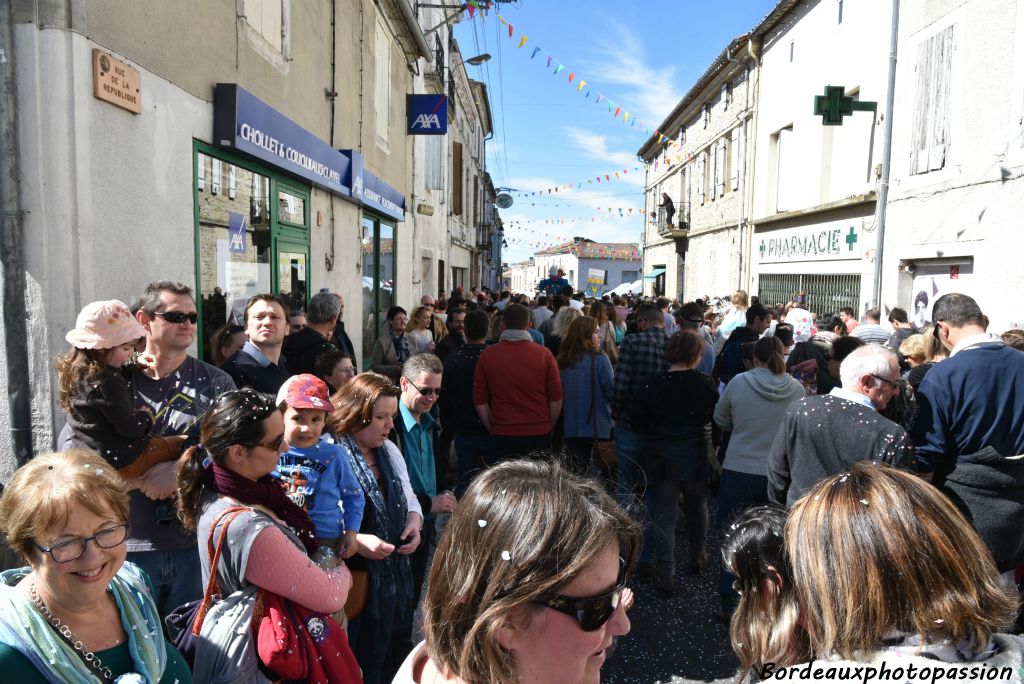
[452,142,463,215]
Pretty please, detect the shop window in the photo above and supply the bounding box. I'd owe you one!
[361,214,397,369]
[195,146,310,361]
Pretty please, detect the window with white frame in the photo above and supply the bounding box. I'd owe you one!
[426,135,444,190]
[730,126,741,191]
[698,153,707,205]
[910,25,954,174]
[375,20,391,147]
[716,138,727,197]
[240,0,289,63]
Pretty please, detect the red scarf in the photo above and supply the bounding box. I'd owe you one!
[209,463,319,554]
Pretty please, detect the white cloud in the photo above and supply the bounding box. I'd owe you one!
[577,21,683,129]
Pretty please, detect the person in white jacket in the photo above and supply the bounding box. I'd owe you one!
[714,335,805,617]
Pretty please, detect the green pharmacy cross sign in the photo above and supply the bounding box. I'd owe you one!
[813,85,877,125]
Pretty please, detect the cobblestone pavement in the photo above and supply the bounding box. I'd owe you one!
[602,494,740,684]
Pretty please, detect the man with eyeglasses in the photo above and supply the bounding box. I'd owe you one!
[57,280,236,617]
[908,294,1024,576]
[767,344,914,507]
[390,353,454,614]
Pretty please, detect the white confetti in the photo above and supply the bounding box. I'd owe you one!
[477,519,487,528]
[501,550,511,561]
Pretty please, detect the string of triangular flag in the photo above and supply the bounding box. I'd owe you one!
[509,166,648,197]
[464,4,681,145]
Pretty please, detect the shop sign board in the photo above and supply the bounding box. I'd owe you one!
[756,221,862,264]
[407,95,448,134]
[93,50,141,114]
[214,83,351,196]
[345,150,406,222]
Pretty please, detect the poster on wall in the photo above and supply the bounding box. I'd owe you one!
[910,262,973,330]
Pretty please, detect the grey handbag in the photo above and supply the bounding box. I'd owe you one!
[191,584,271,684]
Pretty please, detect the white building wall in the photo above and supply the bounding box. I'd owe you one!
[882,0,1024,332]
[749,0,891,313]
[752,0,890,218]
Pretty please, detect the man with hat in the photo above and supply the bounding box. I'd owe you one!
[537,265,569,298]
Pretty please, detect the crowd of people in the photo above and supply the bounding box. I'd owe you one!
[0,275,1022,683]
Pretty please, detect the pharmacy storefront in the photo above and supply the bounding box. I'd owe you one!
[752,217,868,316]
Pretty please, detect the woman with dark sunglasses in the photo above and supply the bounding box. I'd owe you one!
[175,389,353,671]
[396,459,639,683]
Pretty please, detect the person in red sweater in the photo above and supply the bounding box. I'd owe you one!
[473,304,563,464]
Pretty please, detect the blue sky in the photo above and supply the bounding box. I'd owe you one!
[453,0,780,264]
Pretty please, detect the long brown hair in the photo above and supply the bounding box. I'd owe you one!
[55,347,110,412]
[556,316,601,369]
[753,336,786,374]
[329,372,401,436]
[787,462,1017,660]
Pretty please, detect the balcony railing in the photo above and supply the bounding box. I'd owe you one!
[656,203,689,239]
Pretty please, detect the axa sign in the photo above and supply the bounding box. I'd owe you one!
[407,94,448,135]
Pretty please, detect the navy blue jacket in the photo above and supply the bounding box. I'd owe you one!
[909,342,1024,480]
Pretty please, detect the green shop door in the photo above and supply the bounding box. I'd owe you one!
[276,242,309,313]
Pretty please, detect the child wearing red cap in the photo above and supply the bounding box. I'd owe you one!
[274,374,364,564]
[56,300,185,480]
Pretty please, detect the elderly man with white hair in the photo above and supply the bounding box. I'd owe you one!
[766,344,915,507]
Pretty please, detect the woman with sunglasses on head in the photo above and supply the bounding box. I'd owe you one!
[175,388,353,661]
[328,372,423,684]
[396,458,638,684]
[0,450,192,683]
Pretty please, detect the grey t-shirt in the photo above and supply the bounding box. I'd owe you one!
[128,356,235,552]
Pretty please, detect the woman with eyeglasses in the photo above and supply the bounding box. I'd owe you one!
[315,349,358,394]
[175,388,353,665]
[395,459,638,684]
[328,372,423,684]
[0,450,193,682]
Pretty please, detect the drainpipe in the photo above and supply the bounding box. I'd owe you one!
[0,2,34,465]
[872,0,900,309]
[397,0,431,61]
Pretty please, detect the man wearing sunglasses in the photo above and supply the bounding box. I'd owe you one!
[390,352,454,640]
[767,344,914,507]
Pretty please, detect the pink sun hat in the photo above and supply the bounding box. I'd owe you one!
[65,300,147,350]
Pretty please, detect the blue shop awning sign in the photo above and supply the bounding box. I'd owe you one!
[643,268,667,279]
[214,83,351,196]
[343,150,406,222]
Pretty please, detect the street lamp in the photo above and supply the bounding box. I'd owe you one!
[464,53,491,66]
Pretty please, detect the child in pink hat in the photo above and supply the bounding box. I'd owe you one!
[56,300,186,481]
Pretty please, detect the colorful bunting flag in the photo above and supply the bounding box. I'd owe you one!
[518,35,528,48]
